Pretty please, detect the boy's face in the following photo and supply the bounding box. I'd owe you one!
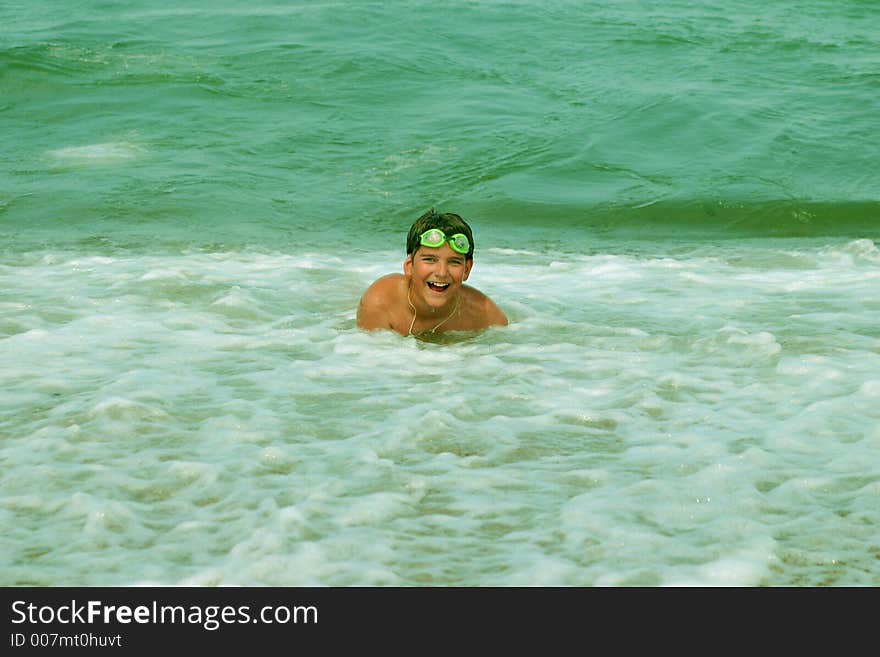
[404,243,472,309]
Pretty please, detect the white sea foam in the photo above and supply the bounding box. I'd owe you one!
[47,141,144,166]
[2,239,879,585]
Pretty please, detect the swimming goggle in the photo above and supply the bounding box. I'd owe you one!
[419,228,470,255]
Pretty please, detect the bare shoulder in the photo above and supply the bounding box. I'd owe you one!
[357,274,406,331]
[362,273,405,299]
[462,285,508,328]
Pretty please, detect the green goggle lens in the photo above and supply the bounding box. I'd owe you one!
[419,229,470,255]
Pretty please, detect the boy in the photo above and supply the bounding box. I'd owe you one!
[357,209,508,336]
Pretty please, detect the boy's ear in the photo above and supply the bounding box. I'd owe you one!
[463,259,473,281]
[403,255,413,275]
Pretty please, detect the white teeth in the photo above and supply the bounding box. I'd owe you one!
[429,282,449,288]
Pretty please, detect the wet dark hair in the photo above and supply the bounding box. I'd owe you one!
[406,208,475,260]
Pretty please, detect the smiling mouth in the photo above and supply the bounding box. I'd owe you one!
[427,282,449,292]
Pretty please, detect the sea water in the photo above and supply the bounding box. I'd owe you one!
[2,0,879,586]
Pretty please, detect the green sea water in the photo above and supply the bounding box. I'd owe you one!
[2,1,879,586]
[3,0,878,250]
